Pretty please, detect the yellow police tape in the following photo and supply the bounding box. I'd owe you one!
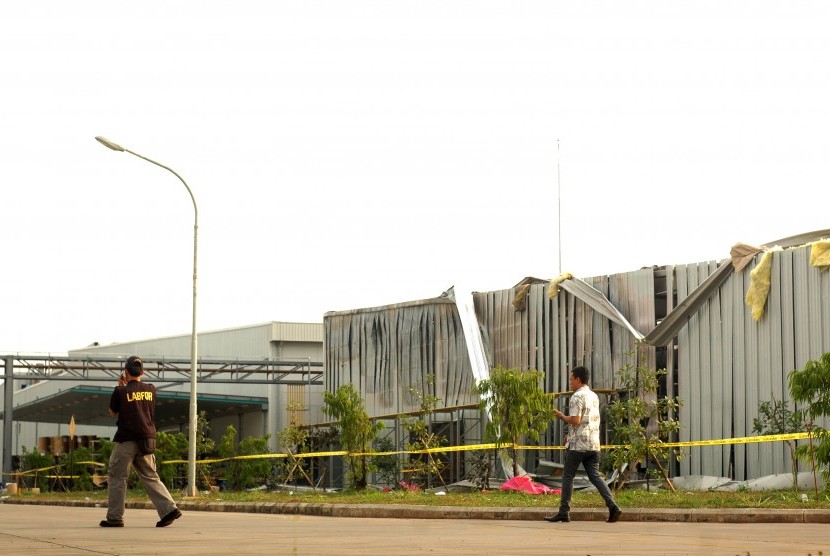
[4,436,813,471]
[2,461,105,479]
[158,432,813,465]
[526,432,812,451]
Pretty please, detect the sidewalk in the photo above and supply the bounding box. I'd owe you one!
[3,502,830,555]
[3,496,830,523]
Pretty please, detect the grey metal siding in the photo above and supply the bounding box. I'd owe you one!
[324,299,477,417]
[70,322,323,362]
[323,241,830,481]
[677,245,830,479]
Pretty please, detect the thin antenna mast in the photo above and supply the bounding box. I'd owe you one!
[557,139,562,275]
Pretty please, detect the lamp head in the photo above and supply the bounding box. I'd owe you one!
[95,136,126,152]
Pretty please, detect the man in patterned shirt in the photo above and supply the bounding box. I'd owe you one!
[544,366,622,523]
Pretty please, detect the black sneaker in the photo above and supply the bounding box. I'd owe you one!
[156,508,182,528]
[99,519,124,527]
[607,507,622,523]
[543,514,570,522]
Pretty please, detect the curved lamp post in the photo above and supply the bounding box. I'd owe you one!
[95,136,199,498]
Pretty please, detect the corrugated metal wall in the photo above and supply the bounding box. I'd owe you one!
[324,299,479,417]
[324,246,830,480]
[677,245,830,480]
[472,269,655,393]
[271,322,324,343]
[71,322,323,361]
[324,271,657,450]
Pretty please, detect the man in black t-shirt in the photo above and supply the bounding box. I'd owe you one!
[100,356,182,528]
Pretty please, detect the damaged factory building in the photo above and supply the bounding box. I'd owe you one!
[324,230,830,488]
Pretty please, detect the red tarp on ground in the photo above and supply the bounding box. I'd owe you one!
[498,475,560,495]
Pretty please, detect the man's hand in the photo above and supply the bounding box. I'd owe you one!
[118,373,128,387]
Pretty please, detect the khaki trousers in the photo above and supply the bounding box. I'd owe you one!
[106,441,178,522]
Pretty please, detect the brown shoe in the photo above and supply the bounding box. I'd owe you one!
[99,519,124,527]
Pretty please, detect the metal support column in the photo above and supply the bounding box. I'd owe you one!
[3,357,14,478]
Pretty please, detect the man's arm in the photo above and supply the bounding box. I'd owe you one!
[554,409,581,426]
[108,374,127,417]
[555,394,585,426]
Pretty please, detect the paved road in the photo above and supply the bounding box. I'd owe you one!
[2,504,830,555]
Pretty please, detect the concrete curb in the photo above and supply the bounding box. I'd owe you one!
[3,498,830,523]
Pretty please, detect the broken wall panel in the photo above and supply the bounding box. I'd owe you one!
[323,240,830,482]
[325,270,657,427]
[324,298,478,417]
[473,270,655,392]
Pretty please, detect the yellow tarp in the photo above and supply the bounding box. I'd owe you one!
[547,272,573,299]
[745,246,782,321]
[810,239,830,267]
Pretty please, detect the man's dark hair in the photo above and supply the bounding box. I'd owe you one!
[571,366,589,384]
[125,356,144,377]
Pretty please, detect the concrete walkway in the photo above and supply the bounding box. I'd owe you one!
[3,496,830,523]
[3,502,830,555]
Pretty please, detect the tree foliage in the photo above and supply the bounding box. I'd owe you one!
[323,383,384,490]
[372,436,400,487]
[753,396,806,490]
[277,409,318,491]
[217,425,272,490]
[65,446,96,491]
[195,410,216,490]
[401,376,448,488]
[475,366,553,477]
[155,431,189,488]
[19,446,54,491]
[606,351,683,491]
[788,351,830,489]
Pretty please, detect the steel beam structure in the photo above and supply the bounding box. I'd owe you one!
[1,354,322,477]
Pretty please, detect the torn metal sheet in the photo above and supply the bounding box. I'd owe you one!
[557,277,645,341]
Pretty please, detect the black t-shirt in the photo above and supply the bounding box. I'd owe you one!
[110,380,157,442]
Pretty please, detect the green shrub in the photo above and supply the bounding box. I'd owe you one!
[65,446,97,491]
[218,425,271,490]
[323,384,384,490]
[156,431,189,488]
[19,446,54,492]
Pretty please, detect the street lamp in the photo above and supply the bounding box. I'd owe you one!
[95,136,200,497]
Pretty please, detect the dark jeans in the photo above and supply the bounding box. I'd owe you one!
[558,449,618,516]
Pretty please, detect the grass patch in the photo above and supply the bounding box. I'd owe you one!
[16,488,830,510]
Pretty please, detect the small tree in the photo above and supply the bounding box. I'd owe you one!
[752,396,806,490]
[788,351,830,493]
[195,410,216,490]
[372,436,400,487]
[467,450,494,490]
[217,425,271,490]
[475,366,553,477]
[401,377,448,488]
[305,426,338,489]
[323,383,384,490]
[65,446,96,491]
[19,447,54,492]
[606,351,683,491]
[277,414,317,491]
[155,431,189,489]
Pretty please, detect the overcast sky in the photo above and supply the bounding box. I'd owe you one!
[2,2,828,354]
